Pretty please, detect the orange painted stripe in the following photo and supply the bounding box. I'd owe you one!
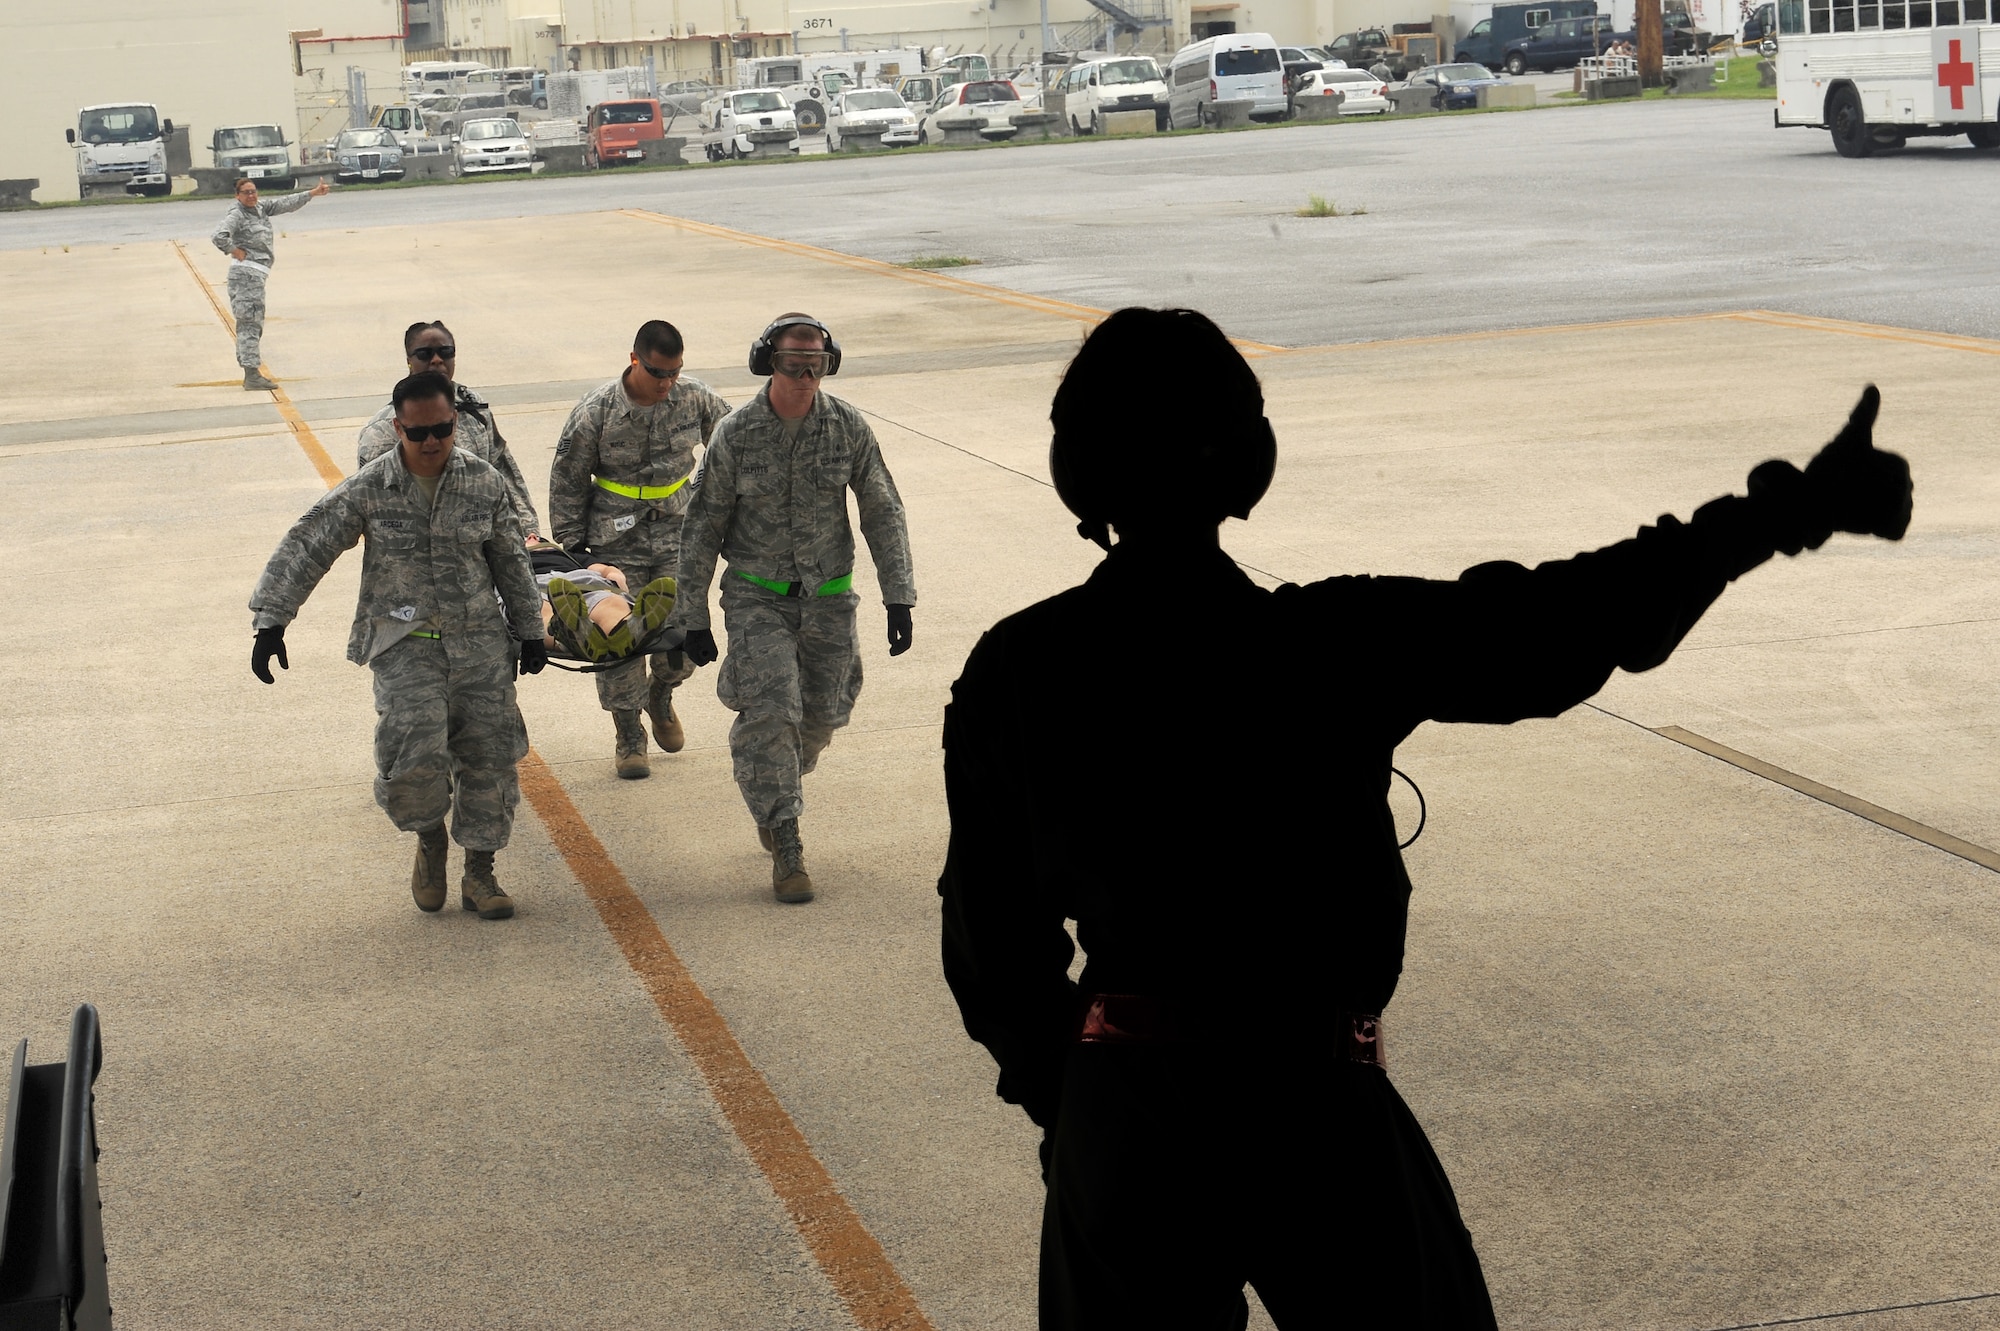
[518,754,938,1331]
[615,208,1289,355]
[169,240,344,486]
[173,234,936,1331]
[1726,308,2000,357]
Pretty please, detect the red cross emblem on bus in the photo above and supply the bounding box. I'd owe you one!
[1938,39,1975,110]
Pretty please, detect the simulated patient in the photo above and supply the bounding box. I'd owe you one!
[529,540,678,662]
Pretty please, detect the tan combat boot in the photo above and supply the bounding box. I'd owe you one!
[461,849,515,920]
[613,709,650,779]
[411,825,449,912]
[770,819,814,904]
[647,676,685,753]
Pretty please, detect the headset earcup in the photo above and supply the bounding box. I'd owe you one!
[748,336,771,376]
[824,337,841,376]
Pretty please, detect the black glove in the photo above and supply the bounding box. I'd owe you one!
[682,628,719,667]
[1804,384,1912,540]
[518,639,548,676]
[1748,385,1912,555]
[887,604,914,657]
[251,626,288,684]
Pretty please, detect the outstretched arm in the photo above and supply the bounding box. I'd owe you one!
[673,429,738,633]
[1346,387,1912,729]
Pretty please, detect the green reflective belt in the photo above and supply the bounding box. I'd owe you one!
[408,630,440,640]
[735,570,854,597]
[593,474,689,501]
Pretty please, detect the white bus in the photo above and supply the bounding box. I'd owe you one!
[1774,0,2000,155]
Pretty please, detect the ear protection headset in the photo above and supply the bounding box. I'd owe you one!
[1049,416,1276,551]
[748,314,843,377]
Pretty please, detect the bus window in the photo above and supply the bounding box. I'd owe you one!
[1833,0,1855,30]
[1857,0,1879,25]
[1967,0,1988,19]
[1780,0,1807,29]
[1908,0,1930,22]
[1809,0,1831,30]
[1880,0,1904,24]
[1934,0,1958,18]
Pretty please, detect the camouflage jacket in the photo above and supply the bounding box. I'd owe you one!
[675,385,916,632]
[357,382,542,536]
[209,192,313,268]
[249,446,540,666]
[548,372,732,554]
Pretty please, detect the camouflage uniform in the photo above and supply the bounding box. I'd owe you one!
[676,384,916,826]
[248,447,541,850]
[548,372,732,713]
[357,382,542,537]
[209,191,314,369]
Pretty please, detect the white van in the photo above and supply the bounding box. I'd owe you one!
[1166,32,1287,128]
[1053,55,1170,134]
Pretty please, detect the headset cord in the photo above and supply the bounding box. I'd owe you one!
[1393,767,1427,850]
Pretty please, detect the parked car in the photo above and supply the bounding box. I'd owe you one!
[1279,45,1326,93]
[1054,55,1170,134]
[428,91,508,137]
[586,98,665,168]
[454,117,532,174]
[1401,63,1507,110]
[1167,32,1288,127]
[331,127,405,183]
[1292,67,1389,115]
[211,123,294,187]
[1506,14,1624,73]
[659,79,719,118]
[919,79,1025,144]
[826,88,919,149]
[702,89,800,160]
[1456,0,1600,71]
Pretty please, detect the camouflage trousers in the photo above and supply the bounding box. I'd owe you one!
[715,579,863,827]
[370,633,529,851]
[226,264,267,369]
[590,542,695,713]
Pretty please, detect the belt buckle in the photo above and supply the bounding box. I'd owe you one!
[1342,1013,1386,1070]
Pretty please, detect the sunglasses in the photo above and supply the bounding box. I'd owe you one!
[635,357,681,381]
[400,417,457,443]
[772,350,832,378]
[410,345,456,363]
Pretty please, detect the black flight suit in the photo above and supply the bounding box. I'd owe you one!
[939,487,1830,1330]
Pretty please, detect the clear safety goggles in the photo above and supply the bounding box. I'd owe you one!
[772,349,833,379]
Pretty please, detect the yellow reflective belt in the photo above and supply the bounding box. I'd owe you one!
[593,474,690,501]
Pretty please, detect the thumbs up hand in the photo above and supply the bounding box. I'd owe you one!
[1803,385,1913,540]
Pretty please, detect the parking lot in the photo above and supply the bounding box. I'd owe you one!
[5,97,2000,1329]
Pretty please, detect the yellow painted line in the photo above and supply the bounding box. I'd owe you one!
[172,233,935,1331]
[1726,308,2000,357]
[615,208,1289,355]
[517,755,937,1331]
[1654,726,2000,875]
[169,240,343,487]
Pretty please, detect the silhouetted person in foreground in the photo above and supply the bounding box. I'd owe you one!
[937,308,1912,1330]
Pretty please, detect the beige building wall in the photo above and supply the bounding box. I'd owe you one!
[555,0,796,83]
[0,0,296,203]
[786,0,1452,61]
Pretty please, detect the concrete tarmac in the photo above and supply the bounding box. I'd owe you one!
[1,208,1997,1329]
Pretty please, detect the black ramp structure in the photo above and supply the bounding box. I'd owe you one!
[0,1005,111,1331]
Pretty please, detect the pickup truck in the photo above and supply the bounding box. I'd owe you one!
[700,89,800,160]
